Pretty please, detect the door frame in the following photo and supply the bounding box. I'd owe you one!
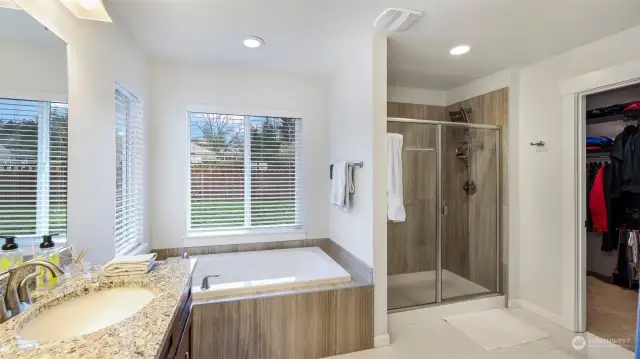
[561,58,640,332]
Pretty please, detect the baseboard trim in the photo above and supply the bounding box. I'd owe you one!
[374,334,390,347]
[509,299,569,330]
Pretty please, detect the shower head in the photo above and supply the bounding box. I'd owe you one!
[448,107,472,123]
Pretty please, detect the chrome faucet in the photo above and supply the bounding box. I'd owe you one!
[1,260,64,323]
[201,274,220,290]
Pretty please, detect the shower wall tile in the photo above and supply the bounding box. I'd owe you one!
[387,103,445,276]
[446,88,508,292]
[386,88,507,297]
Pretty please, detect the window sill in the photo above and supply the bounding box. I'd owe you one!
[183,228,307,247]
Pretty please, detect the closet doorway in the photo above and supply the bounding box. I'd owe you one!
[584,84,640,352]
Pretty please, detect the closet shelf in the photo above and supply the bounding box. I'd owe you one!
[586,114,626,125]
[586,102,632,123]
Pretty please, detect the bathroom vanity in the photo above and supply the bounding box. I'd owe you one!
[0,258,196,359]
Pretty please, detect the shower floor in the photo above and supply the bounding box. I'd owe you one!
[388,270,491,310]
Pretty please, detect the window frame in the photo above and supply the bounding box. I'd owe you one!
[114,84,145,256]
[0,97,69,242]
[184,104,305,244]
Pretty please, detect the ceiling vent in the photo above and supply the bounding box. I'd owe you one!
[373,8,423,33]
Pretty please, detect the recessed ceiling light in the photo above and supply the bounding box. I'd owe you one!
[244,36,264,49]
[450,45,471,56]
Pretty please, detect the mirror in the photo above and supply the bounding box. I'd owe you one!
[0,1,68,271]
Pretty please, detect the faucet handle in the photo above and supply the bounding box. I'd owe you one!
[17,272,38,305]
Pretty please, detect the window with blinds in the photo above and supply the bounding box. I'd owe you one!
[115,86,144,256]
[188,112,301,234]
[0,98,68,238]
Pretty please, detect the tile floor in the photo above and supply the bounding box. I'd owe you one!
[587,275,637,351]
[329,308,635,359]
[388,270,491,310]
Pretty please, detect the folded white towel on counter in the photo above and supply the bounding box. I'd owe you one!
[387,133,406,222]
[102,253,157,277]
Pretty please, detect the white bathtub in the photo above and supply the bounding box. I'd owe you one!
[191,247,352,300]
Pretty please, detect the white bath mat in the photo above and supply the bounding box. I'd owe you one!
[443,309,550,351]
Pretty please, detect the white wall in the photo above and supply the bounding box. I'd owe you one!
[387,86,446,107]
[516,24,640,326]
[328,34,375,267]
[15,0,150,264]
[149,60,329,250]
[329,33,388,344]
[0,39,67,102]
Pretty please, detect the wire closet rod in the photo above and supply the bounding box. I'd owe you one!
[387,117,502,130]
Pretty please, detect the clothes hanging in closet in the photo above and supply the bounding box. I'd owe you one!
[587,161,618,251]
[610,125,640,229]
[590,165,608,232]
[613,230,640,290]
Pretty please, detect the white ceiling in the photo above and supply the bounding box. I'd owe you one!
[388,0,640,90]
[0,7,64,46]
[107,0,379,75]
[108,0,640,90]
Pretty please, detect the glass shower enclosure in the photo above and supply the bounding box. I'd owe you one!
[387,118,502,310]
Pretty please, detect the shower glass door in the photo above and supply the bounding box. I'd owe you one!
[387,122,439,310]
[441,126,500,301]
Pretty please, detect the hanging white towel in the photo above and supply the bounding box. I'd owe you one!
[331,161,355,211]
[387,133,406,222]
[331,161,347,208]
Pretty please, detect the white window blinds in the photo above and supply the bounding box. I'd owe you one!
[115,86,144,256]
[0,98,68,237]
[188,112,301,234]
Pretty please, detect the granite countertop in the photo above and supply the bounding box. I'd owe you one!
[0,258,197,359]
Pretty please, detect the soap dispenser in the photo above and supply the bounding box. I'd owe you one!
[0,236,23,272]
[36,233,60,290]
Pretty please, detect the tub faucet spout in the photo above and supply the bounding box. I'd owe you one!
[201,274,220,290]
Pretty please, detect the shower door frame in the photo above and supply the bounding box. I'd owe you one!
[388,117,503,306]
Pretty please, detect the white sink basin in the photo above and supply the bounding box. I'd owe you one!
[19,287,155,341]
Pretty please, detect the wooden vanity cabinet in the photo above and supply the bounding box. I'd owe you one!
[175,312,192,359]
[159,279,192,359]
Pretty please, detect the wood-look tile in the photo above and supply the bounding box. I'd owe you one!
[445,88,507,292]
[192,287,373,359]
[387,88,507,294]
[317,238,373,284]
[153,239,320,260]
[387,105,443,276]
[335,286,374,354]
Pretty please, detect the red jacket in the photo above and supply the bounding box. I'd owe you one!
[590,165,608,232]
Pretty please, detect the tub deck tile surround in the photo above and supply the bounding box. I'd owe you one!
[154,238,374,359]
[191,284,373,359]
[0,258,196,359]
